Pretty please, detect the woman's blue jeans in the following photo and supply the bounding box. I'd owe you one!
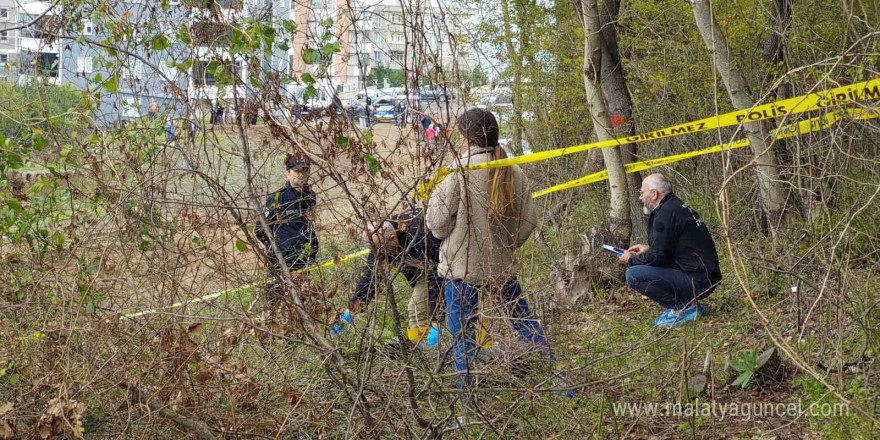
[444,278,547,388]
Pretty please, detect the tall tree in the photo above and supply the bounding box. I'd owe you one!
[599,0,644,236]
[573,0,631,246]
[690,0,788,233]
[500,0,526,153]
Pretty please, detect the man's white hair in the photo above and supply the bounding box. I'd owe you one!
[646,174,673,195]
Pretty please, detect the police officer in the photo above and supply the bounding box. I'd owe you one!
[256,154,319,302]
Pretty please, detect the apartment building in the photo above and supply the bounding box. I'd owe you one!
[2,0,473,122]
[0,0,19,74]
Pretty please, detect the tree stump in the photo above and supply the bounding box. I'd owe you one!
[755,347,784,383]
[686,374,708,397]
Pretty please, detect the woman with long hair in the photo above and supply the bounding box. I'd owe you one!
[426,108,548,394]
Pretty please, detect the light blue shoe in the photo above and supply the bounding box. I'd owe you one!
[653,308,676,326]
[330,323,345,337]
[656,303,708,328]
[340,310,354,325]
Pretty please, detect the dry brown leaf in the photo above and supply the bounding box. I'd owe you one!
[0,403,13,440]
[222,328,239,346]
[279,386,306,410]
[193,370,214,383]
[159,327,175,352]
[187,322,204,338]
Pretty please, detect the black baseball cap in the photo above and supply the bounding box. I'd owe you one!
[285,156,310,171]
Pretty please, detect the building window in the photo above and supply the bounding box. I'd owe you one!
[373,50,382,64]
[0,31,8,43]
[312,0,325,9]
[34,52,59,77]
[83,20,93,35]
[0,54,8,65]
[0,8,9,20]
[76,56,93,74]
[121,58,142,80]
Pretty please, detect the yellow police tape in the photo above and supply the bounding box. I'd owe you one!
[120,249,370,320]
[531,106,880,198]
[415,78,880,199]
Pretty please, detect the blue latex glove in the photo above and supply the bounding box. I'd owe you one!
[425,325,441,347]
[340,310,354,325]
[330,323,345,338]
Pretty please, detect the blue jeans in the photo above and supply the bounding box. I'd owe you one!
[444,278,547,388]
[625,265,713,310]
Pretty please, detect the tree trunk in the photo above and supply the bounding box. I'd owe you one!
[576,0,632,253]
[500,0,523,152]
[599,0,644,239]
[690,0,788,233]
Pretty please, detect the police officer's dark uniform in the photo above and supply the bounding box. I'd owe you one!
[255,156,319,302]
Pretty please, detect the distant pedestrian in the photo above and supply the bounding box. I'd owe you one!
[147,98,160,120]
[420,115,430,140]
[164,115,176,143]
[425,124,437,150]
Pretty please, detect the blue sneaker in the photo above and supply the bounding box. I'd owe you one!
[656,303,708,328]
[653,308,676,326]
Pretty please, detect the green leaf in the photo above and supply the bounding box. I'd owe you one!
[86,299,96,314]
[277,41,290,51]
[7,374,20,386]
[52,230,65,249]
[303,85,317,101]
[302,48,318,64]
[282,20,297,33]
[5,153,23,169]
[733,371,753,388]
[728,360,748,372]
[319,18,333,28]
[103,74,119,93]
[235,239,247,252]
[31,136,46,151]
[301,72,315,85]
[320,42,340,57]
[5,199,23,214]
[361,153,381,174]
[336,135,349,149]
[151,34,170,51]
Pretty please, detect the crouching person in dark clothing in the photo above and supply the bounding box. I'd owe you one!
[331,207,445,347]
[618,174,722,327]
[255,154,319,304]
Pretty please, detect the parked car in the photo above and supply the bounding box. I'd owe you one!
[419,87,456,102]
[293,86,333,113]
[372,98,396,121]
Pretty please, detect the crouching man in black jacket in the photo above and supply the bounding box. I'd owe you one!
[331,207,445,347]
[618,174,722,327]
[255,154,319,303]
